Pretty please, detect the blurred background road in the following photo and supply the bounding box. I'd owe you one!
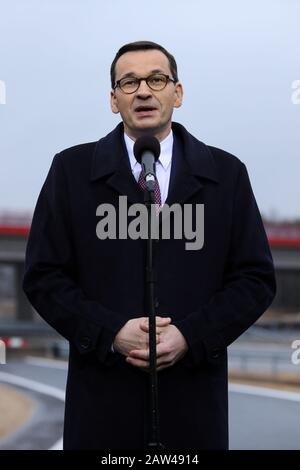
[1,0,300,452]
[1,330,300,450]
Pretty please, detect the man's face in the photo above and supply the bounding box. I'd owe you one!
[110,49,183,141]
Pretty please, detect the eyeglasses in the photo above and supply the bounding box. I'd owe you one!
[114,73,176,94]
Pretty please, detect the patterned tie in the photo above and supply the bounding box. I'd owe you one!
[138,168,161,212]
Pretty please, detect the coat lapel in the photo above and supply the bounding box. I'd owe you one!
[166,122,220,206]
[90,122,143,205]
[90,121,219,207]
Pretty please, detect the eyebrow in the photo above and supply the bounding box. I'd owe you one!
[118,69,166,80]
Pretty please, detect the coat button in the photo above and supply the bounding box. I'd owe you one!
[211,348,222,359]
[80,336,91,349]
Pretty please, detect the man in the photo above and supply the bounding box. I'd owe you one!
[23,41,276,450]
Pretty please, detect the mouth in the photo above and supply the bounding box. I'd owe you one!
[134,105,158,117]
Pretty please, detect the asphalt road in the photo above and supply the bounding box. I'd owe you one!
[0,358,300,450]
[229,385,300,449]
[0,358,66,450]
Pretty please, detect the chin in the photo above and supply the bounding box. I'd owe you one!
[132,121,161,133]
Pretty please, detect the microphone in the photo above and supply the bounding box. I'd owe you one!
[133,135,161,192]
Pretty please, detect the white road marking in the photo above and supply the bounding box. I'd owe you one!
[24,356,68,370]
[229,383,300,401]
[49,437,63,450]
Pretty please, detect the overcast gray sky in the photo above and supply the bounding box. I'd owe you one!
[0,0,299,219]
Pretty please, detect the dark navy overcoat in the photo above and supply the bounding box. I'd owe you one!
[23,122,276,449]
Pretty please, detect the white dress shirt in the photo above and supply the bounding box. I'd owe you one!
[124,130,174,205]
[111,131,174,352]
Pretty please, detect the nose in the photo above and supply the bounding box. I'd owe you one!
[136,79,152,97]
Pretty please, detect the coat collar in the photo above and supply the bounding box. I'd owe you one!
[91,122,219,181]
[171,122,219,183]
[90,122,127,180]
[165,123,219,206]
[90,122,219,205]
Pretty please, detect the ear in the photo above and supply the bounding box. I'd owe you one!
[173,82,183,109]
[110,90,119,114]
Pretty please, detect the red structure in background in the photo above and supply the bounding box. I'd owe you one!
[1,212,300,315]
[1,213,300,247]
[0,226,30,236]
[264,221,300,248]
[0,213,31,236]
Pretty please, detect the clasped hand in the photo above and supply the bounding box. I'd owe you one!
[113,316,188,372]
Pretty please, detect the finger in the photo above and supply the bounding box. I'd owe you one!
[156,316,171,325]
[127,355,171,371]
[157,364,172,371]
[154,354,174,371]
[144,334,160,347]
[156,355,173,366]
[156,343,172,358]
[139,324,158,334]
[128,349,149,360]
[140,323,148,333]
[139,319,149,331]
[126,356,149,369]
[140,317,171,327]
[129,344,173,367]
[140,323,169,334]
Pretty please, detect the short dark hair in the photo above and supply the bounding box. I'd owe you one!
[110,40,179,89]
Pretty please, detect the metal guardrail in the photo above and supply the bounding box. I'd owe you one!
[228,349,295,376]
[0,321,58,337]
[0,321,63,357]
[241,324,300,342]
[228,324,300,377]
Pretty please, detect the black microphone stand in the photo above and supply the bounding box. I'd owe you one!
[143,183,165,451]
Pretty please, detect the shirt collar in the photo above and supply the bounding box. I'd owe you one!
[124,130,173,172]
